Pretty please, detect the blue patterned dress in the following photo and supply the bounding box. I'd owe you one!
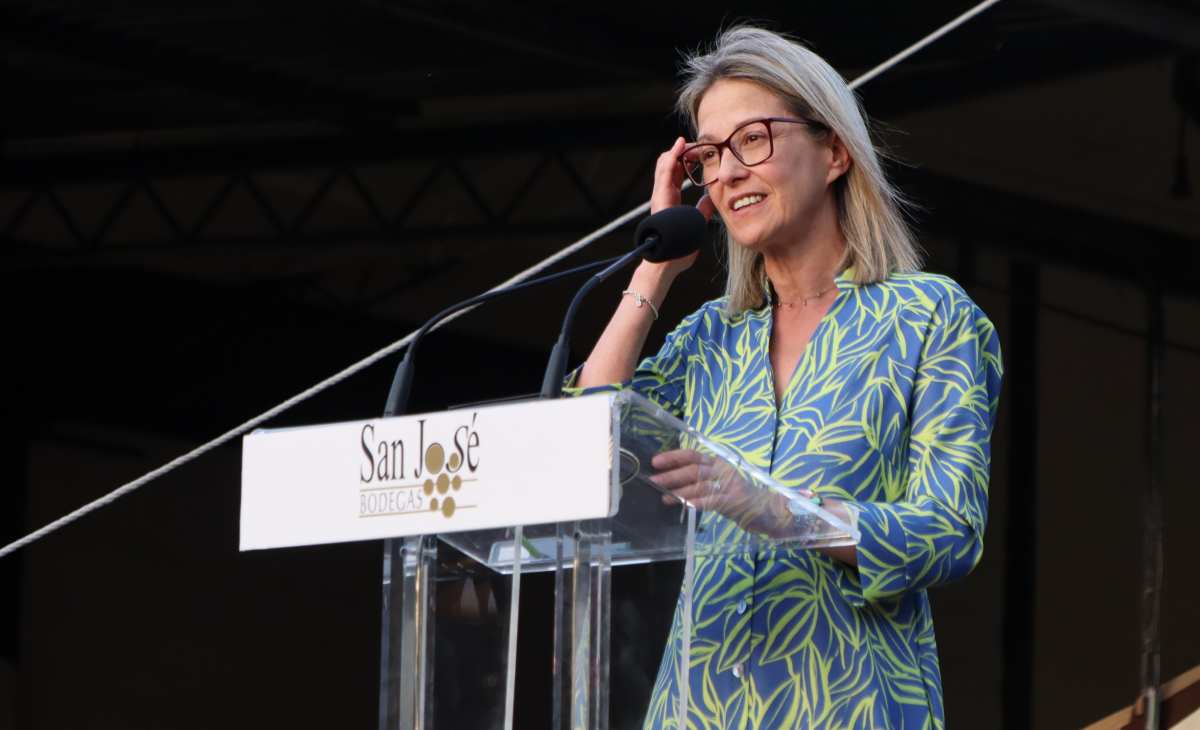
[580,268,1003,729]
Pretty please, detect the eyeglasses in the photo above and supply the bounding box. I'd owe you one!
[678,116,827,187]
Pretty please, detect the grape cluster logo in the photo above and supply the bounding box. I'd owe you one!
[421,441,464,518]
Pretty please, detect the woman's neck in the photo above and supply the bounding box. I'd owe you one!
[762,202,846,303]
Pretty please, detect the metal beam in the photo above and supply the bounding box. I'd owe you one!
[1140,274,1166,729]
[2,110,1198,299]
[0,117,675,185]
[1,222,616,263]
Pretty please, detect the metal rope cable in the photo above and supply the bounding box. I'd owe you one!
[0,0,1004,560]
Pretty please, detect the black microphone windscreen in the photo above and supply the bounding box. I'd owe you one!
[636,206,707,263]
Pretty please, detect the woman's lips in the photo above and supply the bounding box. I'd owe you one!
[728,193,767,216]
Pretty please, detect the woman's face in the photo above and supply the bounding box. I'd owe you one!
[694,79,847,253]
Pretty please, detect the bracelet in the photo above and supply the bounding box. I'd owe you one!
[621,289,659,320]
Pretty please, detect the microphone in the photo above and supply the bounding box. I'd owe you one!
[382,255,623,417]
[636,205,708,263]
[539,205,707,399]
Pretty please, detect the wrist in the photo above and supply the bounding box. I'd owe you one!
[629,262,676,304]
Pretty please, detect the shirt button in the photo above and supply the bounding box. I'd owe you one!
[737,598,748,615]
[732,663,744,679]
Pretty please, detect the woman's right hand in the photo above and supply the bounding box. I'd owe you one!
[650,136,691,214]
[575,137,714,389]
[641,137,716,282]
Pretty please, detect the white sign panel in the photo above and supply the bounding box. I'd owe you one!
[240,394,617,551]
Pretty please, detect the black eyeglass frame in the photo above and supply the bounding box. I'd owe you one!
[677,116,829,186]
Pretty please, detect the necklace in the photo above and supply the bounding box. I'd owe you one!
[772,285,834,308]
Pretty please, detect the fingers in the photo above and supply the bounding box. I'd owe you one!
[696,193,717,222]
[643,138,706,280]
[650,451,711,507]
[650,450,741,491]
[650,448,707,471]
[650,462,709,491]
[650,451,737,512]
[650,137,688,214]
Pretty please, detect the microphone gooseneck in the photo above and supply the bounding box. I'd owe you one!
[383,255,622,417]
[540,206,707,399]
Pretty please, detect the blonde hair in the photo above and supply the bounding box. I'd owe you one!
[677,26,921,314]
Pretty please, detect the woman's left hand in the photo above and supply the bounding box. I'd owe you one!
[649,448,858,564]
[649,449,797,534]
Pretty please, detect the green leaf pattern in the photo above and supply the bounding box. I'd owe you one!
[621,270,1003,729]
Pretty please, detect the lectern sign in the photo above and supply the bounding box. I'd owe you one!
[239,395,618,551]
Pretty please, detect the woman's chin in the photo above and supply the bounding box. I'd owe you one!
[725,216,785,251]
[729,230,775,253]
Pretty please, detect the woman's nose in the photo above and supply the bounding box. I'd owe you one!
[717,149,749,185]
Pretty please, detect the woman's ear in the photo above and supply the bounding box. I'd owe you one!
[826,133,852,184]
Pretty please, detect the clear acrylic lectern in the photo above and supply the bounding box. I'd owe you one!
[377,391,859,730]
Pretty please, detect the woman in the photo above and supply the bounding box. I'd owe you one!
[572,25,1003,730]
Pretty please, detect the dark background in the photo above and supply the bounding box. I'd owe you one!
[3,1,1200,728]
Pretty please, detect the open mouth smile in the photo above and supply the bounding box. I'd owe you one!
[730,194,766,212]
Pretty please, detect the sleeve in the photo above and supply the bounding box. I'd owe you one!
[837,290,1004,606]
[561,304,708,419]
